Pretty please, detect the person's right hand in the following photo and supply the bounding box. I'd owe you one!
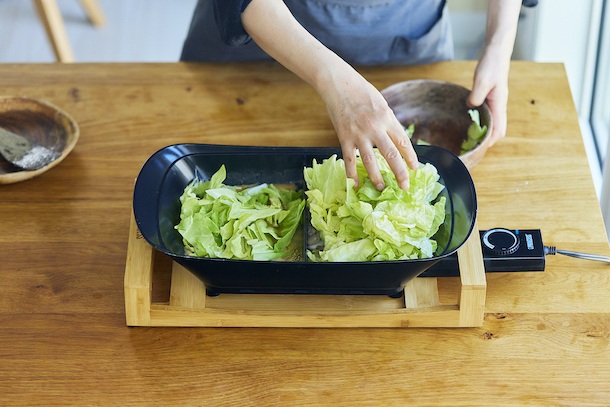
[317,66,419,191]
[242,0,418,190]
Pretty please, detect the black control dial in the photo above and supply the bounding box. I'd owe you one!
[482,228,520,256]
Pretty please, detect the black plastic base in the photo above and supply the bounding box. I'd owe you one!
[421,229,546,277]
[204,229,545,297]
[134,144,478,300]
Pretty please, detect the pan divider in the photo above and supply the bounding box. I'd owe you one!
[125,210,486,328]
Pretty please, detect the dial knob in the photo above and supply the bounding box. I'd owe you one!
[482,228,520,256]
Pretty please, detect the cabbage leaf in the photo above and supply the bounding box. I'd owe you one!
[304,150,446,262]
[461,109,488,154]
[175,165,305,261]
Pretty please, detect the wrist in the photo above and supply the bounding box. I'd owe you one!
[483,0,521,63]
[310,54,358,96]
[481,40,512,69]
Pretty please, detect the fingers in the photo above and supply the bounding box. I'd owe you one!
[469,77,508,148]
[358,144,384,191]
[469,55,510,148]
[341,142,359,188]
[469,87,508,148]
[340,124,417,192]
[380,121,418,190]
[322,75,418,191]
[339,127,413,192]
[389,119,419,170]
[467,82,489,109]
[486,96,507,147]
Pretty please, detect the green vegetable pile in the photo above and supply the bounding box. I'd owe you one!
[304,149,446,262]
[175,151,447,262]
[174,165,306,261]
[460,109,488,154]
[403,109,487,153]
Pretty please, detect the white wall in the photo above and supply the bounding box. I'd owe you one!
[530,0,603,117]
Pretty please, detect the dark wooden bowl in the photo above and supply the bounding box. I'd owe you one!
[381,80,493,169]
[0,96,79,184]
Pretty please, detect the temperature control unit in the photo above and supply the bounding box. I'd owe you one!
[421,229,546,277]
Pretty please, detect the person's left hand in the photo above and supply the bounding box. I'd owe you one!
[466,46,511,147]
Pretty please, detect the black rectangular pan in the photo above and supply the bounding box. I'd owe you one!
[133,144,477,297]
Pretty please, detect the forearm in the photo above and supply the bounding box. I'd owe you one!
[484,0,522,65]
[242,0,355,92]
[467,0,522,145]
[241,0,418,190]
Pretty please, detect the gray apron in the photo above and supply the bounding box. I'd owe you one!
[180,0,453,65]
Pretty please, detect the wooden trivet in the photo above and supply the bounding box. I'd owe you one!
[125,211,486,328]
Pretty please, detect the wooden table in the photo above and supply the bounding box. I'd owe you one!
[1,62,609,406]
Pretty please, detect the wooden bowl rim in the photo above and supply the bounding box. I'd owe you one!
[0,96,80,184]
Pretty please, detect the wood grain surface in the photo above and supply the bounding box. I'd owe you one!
[1,61,609,406]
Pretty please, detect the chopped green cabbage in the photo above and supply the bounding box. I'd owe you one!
[461,109,488,154]
[404,109,487,153]
[304,150,446,262]
[175,165,305,261]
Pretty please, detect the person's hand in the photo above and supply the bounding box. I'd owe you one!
[467,0,521,147]
[319,67,419,191]
[242,0,418,191]
[467,46,510,147]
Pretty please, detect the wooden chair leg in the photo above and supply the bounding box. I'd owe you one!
[78,0,106,26]
[33,0,75,63]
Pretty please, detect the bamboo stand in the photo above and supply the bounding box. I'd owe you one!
[125,211,486,328]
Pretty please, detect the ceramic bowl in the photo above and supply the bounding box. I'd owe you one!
[0,96,79,184]
[381,80,493,169]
